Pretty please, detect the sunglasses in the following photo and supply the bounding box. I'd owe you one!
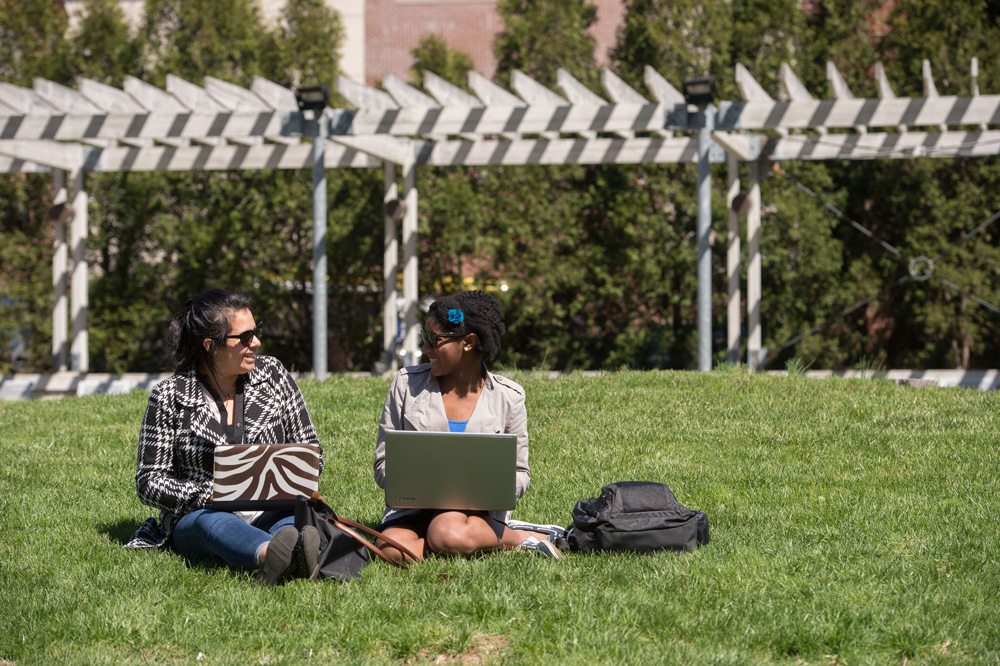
[225,321,263,347]
[419,328,464,348]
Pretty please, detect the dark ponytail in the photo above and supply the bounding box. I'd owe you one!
[167,289,252,372]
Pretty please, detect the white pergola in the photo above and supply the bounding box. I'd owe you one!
[2,58,998,376]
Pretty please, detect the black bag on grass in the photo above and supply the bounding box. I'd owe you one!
[563,481,709,553]
[293,495,419,581]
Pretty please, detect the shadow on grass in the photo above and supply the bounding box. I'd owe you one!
[98,518,146,545]
[99,518,250,579]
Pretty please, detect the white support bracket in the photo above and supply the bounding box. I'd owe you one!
[711,132,763,162]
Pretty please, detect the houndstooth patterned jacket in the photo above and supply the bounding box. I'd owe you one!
[124,355,322,549]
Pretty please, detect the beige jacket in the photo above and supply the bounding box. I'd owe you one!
[374,363,531,524]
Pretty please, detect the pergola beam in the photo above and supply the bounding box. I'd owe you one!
[0,140,84,171]
[8,129,994,175]
[7,95,999,144]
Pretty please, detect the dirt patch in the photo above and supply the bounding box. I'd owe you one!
[403,633,510,665]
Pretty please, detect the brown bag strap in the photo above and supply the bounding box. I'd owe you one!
[331,517,420,567]
[304,494,420,567]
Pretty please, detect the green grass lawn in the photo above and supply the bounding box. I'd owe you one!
[2,369,998,665]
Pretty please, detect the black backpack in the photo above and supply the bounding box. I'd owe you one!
[560,481,709,553]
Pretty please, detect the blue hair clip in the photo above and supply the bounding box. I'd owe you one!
[447,309,464,325]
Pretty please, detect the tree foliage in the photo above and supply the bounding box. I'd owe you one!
[138,0,268,87]
[0,0,369,375]
[409,34,475,90]
[0,175,54,372]
[611,0,732,91]
[493,0,600,90]
[269,0,343,92]
[69,0,139,86]
[0,0,71,86]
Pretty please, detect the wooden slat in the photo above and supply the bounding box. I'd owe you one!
[762,130,1000,160]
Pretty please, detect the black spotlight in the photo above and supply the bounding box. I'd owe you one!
[681,76,718,107]
[294,85,330,113]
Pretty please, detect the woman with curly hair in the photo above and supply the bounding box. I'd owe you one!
[373,290,565,561]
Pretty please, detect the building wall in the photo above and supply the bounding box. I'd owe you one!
[364,0,626,86]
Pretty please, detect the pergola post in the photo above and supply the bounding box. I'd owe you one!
[312,111,328,381]
[383,163,399,372]
[69,168,88,372]
[747,159,763,370]
[52,170,69,372]
[726,154,742,365]
[696,104,717,372]
[401,159,419,366]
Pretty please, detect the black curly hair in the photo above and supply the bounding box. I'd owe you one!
[425,290,505,364]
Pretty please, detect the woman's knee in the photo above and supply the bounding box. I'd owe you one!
[425,526,464,555]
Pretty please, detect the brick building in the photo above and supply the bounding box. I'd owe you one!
[364,0,626,85]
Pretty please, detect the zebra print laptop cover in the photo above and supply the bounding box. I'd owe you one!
[211,443,321,510]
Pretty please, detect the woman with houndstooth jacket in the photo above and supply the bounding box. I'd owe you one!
[125,289,322,585]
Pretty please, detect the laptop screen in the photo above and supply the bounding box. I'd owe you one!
[384,431,517,511]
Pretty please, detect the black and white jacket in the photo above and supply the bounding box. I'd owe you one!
[124,355,321,549]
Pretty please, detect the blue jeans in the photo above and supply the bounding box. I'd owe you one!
[172,509,296,569]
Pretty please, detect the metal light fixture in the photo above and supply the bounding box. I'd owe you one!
[50,202,75,223]
[731,193,751,216]
[384,198,407,221]
[294,84,330,113]
[681,76,718,106]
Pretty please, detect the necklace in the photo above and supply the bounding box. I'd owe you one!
[197,372,237,401]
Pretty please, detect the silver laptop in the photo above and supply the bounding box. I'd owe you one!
[211,443,321,510]
[384,431,517,511]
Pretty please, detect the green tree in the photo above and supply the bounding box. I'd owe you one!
[611,0,732,93]
[69,0,139,86]
[409,34,475,90]
[86,168,383,373]
[76,0,382,374]
[750,0,1000,370]
[0,0,71,86]
[0,0,72,372]
[730,0,805,94]
[799,0,884,95]
[138,0,267,87]
[608,1,742,368]
[0,174,54,373]
[493,0,600,90]
[880,0,1000,96]
[266,0,344,92]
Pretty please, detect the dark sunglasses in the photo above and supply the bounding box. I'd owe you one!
[225,321,263,347]
[419,328,464,348]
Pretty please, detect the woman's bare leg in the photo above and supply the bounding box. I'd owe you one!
[376,525,426,563]
[425,512,551,556]
[498,527,550,547]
